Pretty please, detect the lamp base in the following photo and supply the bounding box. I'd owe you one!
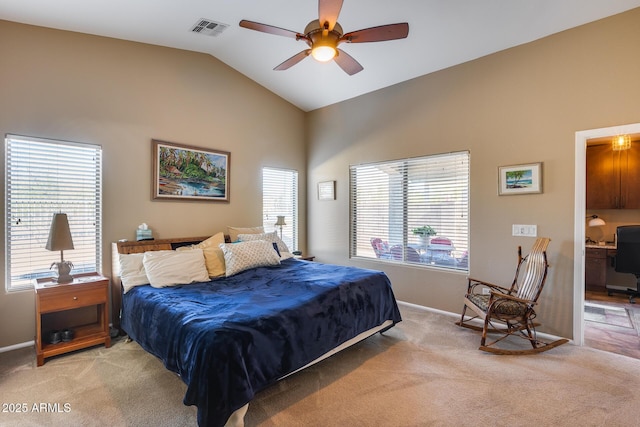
[51,261,74,283]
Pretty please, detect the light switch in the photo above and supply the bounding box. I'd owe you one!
[512,224,537,237]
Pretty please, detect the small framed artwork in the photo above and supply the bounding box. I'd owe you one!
[318,180,336,200]
[498,162,543,195]
[152,139,230,202]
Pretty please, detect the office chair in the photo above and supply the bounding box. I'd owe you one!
[606,225,640,303]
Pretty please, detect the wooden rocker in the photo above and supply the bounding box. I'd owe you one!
[456,237,568,355]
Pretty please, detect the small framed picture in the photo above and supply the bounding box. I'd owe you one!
[498,162,542,195]
[318,180,336,200]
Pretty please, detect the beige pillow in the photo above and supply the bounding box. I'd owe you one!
[227,226,264,242]
[194,232,226,278]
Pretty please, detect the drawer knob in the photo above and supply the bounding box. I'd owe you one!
[73,296,78,300]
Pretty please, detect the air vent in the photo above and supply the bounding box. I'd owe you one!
[190,19,229,37]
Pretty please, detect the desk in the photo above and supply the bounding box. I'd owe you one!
[585,245,616,292]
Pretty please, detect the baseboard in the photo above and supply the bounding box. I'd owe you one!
[0,340,34,354]
[397,300,460,319]
[397,300,572,345]
[0,302,571,353]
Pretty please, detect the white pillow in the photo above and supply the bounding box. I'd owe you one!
[219,240,281,277]
[238,231,291,256]
[227,226,264,242]
[119,253,150,293]
[142,249,210,288]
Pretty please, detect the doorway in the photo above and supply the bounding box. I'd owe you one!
[574,122,640,349]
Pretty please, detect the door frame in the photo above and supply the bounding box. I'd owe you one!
[573,122,640,345]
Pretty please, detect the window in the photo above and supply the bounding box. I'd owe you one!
[350,151,469,271]
[5,135,102,291]
[262,167,298,252]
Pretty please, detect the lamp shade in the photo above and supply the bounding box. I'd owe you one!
[45,213,74,251]
[587,215,606,227]
[275,216,286,226]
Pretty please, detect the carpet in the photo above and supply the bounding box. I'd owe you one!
[2,303,640,426]
[584,302,634,329]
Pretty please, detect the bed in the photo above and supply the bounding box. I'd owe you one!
[113,236,402,427]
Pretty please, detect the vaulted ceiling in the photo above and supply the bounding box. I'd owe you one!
[3,0,639,111]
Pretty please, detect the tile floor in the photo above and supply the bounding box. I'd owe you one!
[584,290,640,359]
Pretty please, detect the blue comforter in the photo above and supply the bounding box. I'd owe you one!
[121,258,401,427]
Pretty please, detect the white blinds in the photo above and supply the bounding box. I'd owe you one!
[5,135,103,290]
[350,151,469,271]
[262,167,298,252]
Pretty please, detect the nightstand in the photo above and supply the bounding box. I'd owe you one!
[295,255,315,261]
[34,273,111,366]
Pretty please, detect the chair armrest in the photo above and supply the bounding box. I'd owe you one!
[466,277,511,294]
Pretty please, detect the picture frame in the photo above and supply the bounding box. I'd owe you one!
[498,162,542,195]
[152,139,230,202]
[318,180,336,200]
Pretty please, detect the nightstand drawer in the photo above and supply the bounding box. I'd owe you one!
[38,282,107,313]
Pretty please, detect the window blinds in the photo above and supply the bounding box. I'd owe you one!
[262,167,298,252]
[350,151,469,270]
[5,135,103,290]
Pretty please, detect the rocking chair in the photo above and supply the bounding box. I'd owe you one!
[456,237,568,355]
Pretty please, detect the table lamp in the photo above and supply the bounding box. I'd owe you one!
[45,213,75,283]
[587,215,606,227]
[275,216,286,239]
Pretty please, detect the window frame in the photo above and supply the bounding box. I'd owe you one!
[262,167,298,252]
[349,151,469,272]
[5,134,103,291]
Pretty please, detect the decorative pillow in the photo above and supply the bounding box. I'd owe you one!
[119,253,150,293]
[219,240,281,277]
[238,231,291,256]
[227,226,264,242]
[142,249,210,288]
[181,232,226,278]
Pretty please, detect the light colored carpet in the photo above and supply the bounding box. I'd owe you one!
[1,303,639,427]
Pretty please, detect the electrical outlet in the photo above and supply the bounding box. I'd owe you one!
[482,287,490,295]
[512,224,537,237]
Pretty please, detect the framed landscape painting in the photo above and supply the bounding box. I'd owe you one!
[152,139,230,202]
[498,162,542,195]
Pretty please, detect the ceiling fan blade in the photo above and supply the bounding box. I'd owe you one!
[318,0,343,31]
[239,20,302,39]
[274,50,312,70]
[334,49,364,75]
[340,23,409,43]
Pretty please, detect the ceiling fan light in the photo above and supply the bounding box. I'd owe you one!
[311,46,336,62]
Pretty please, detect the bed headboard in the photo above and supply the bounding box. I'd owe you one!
[110,236,221,333]
[115,236,212,255]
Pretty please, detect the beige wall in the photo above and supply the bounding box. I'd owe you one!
[0,21,306,348]
[2,8,640,348]
[306,8,640,339]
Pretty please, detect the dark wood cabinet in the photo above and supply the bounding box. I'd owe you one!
[585,247,607,291]
[587,141,640,209]
[620,142,640,208]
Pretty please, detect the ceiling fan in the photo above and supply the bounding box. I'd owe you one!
[239,0,409,75]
